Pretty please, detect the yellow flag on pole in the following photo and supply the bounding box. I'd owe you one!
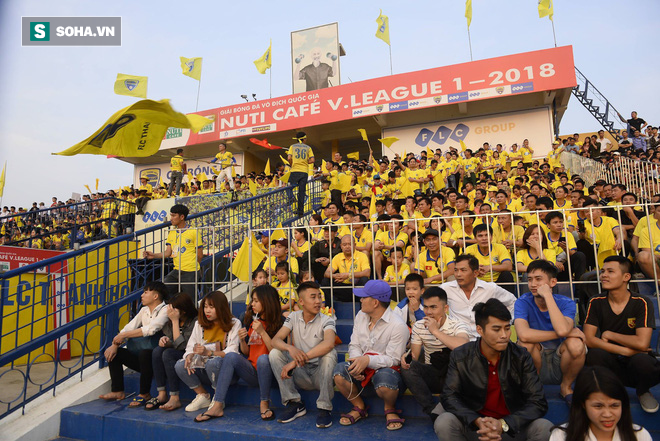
[347,152,359,160]
[264,159,271,175]
[400,174,414,198]
[95,178,99,191]
[186,171,194,182]
[84,185,92,194]
[180,57,203,81]
[114,73,148,98]
[248,179,257,196]
[254,40,272,74]
[426,146,434,157]
[0,162,6,197]
[369,191,377,218]
[281,169,291,183]
[538,0,553,20]
[279,155,290,166]
[465,0,473,28]
[375,10,390,45]
[378,137,399,148]
[459,139,468,152]
[231,232,266,282]
[357,128,369,142]
[270,222,286,242]
[196,171,208,182]
[54,99,212,157]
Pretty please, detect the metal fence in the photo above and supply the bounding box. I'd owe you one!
[0,178,322,419]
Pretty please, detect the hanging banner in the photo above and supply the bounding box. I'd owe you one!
[176,46,575,145]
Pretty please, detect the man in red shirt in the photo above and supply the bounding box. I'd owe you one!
[433,298,552,440]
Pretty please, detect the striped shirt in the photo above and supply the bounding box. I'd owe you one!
[411,317,470,363]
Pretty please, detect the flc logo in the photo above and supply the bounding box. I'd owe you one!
[415,123,470,147]
[142,210,167,223]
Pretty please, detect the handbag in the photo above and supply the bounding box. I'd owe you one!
[126,333,162,354]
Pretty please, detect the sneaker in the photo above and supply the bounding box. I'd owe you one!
[185,393,211,412]
[316,409,332,428]
[278,401,306,423]
[639,392,659,413]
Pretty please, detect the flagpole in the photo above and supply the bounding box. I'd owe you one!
[388,44,393,75]
[467,26,473,61]
[195,70,202,112]
[269,67,272,99]
[551,20,557,47]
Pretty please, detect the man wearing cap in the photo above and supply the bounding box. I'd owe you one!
[135,177,153,215]
[287,132,315,217]
[333,279,409,430]
[322,235,370,302]
[210,142,235,192]
[168,148,186,197]
[414,229,456,284]
[266,237,299,283]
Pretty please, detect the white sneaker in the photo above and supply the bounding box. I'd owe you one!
[185,394,211,412]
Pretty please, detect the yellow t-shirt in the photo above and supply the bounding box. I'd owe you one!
[266,256,299,282]
[375,230,409,259]
[546,231,578,257]
[273,280,298,307]
[383,263,411,284]
[413,247,456,283]
[405,168,427,192]
[465,244,512,282]
[287,143,314,173]
[492,225,525,246]
[331,252,371,284]
[520,147,533,163]
[214,151,234,169]
[638,218,660,255]
[166,228,203,272]
[171,155,184,172]
[353,229,373,251]
[516,248,557,268]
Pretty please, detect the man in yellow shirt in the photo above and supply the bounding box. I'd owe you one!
[464,224,514,292]
[322,235,370,301]
[143,204,203,302]
[211,142,235,191]
[287,131,315,216]
[168,148,185,197]
[636,204,660,279]
[413,229,456,284]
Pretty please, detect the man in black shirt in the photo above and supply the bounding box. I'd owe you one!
[619,110,647,134]
[309,225,341,283]
[584,255,660,413]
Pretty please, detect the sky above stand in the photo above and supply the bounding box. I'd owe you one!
[1,0,658,208]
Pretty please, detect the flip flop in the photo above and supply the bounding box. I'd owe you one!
[261,408,275,421]
[145,397,165,410]
[194,412,223,423]
[128,396,147,408]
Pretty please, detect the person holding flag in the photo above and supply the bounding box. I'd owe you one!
[287,132,315,217]
[211,142,235,193]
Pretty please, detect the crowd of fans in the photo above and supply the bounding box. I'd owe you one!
[98,117,660,441]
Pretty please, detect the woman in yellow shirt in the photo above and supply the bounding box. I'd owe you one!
[516,224,557,274]
[308,214,324,244]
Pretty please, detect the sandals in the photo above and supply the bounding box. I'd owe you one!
[261,408,275,421]
[339,406,369,426]
[128,396,148,408]
[145,397,165,410]
[385,409,405,431]
[194,412,223,423]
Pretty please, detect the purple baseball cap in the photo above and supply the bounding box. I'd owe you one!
[354,280,392,302]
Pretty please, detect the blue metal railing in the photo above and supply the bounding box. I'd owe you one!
[0,178,322,419]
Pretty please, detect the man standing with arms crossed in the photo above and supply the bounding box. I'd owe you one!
[288,131,315,217]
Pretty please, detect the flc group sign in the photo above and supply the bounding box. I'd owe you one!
[172,46,576,145]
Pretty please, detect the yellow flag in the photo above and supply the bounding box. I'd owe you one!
[357,128,369,142]
[459,139,468,152]
[369,191,377,218]
[339,173,352,192]
[375,9,390,45]
[54,99,212,157]
[1,224,5,235]
[279,155,290,166]
[347,151,359,160]
[180,56,202,81]
[84,185,92,194]
[249,179,257,196]
[231,232,267,282]
[465,0,473,28]
[321,159,327,172]
[270,222,286,242]
[186,171,194,182]
[372,157,380,170]
[379,137,399,148]
[114,73,148,98]
[196,171,208,182]
[0,162,6,198]
[538,0,553,20]
[426,146,434,157]
[400,174,413,197]
[95,178,99,191]
[159,177,165,188]
[281,169,291,183]
[264,159,271,175]
[254,40,272,74]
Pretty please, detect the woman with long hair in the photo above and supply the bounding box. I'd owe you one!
[147,293,198,411]
[174,291,241,418]
[309,214,324,244]
[516,224,557,273]
[195,285,283,422]
[550,366,652,441]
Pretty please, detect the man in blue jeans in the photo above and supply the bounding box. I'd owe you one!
[332,280,409,431]
[287,131,315,216]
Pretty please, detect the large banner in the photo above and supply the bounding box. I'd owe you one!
[382,108,554,159]
[171,46,574,145]
[291,23,341,94]
[133,154,244,188]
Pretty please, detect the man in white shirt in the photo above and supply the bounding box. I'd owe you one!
[269,282,338,428]
[333,280,409,430]
[441,254,516,341]
[99,281,169,404]
[596,130,613,153]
